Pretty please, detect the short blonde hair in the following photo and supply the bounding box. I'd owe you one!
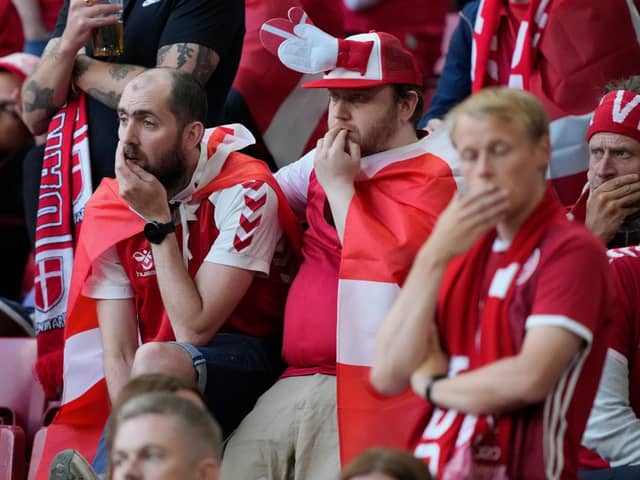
[446,87,549,145]
[112,392,222,464]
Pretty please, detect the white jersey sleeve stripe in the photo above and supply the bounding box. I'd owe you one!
[526,314,593,345]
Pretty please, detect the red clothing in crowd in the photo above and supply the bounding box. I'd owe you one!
[416,206,613,479]
[40,0,64,31]
[0,0,24,55]
[233,0,343,168]
[580,247,640,469]
[607,251,640,435]
[280,169,341,377]
[341,0,448,83]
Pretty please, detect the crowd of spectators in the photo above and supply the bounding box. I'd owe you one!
[1,1,640,480]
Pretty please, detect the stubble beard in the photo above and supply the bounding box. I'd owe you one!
[355,106,399,157]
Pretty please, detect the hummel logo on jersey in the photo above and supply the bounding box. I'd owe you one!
[133,249,156,277]
[142,0,161,7]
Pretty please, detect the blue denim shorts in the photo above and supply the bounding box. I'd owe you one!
[173,333,280,436]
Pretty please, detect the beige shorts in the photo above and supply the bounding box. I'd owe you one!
[220,374,339,480]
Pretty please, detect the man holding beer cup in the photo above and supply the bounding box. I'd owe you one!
[18,0,245,403]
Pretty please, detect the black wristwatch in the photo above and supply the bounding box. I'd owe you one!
[425,373,447,406]
[144,220,175,244]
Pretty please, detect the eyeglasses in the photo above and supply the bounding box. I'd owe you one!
[0,101,20,120]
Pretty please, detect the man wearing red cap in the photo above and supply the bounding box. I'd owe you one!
[572,79,640,249]
[578,77,640,478]
[220,23,458,480]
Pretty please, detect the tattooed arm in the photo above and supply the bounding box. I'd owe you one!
[20,0,121,134]
[72,42,220,110]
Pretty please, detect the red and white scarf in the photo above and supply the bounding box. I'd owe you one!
[34,93,93,399]
[472,0,551,92]
[336,128,460,464]
[414,189,565,478]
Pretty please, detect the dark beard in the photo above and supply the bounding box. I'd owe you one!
[147,146,189,196]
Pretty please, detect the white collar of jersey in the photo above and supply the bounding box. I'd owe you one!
[167,124,256,266]
[170,124,256,203]
[353,127,462,186]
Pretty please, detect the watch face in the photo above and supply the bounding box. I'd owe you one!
[144,221,173,244]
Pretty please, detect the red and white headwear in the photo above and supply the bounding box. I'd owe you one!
[586,89,640,144]
[260,7,422,89]
[0,52,39,81]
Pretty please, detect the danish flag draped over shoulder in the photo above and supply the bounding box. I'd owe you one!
[260,10,461,462]
[336,128,461,464]
[471,0,640,205]
[34,125,302,479]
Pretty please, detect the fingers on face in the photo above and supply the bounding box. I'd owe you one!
[332,129,348,153]
[460,188,509,228]
[613,181,640,200]
[347,137,360,160]
[616,189,640,208]
[598,174,640,193]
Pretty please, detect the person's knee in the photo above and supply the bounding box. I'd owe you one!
[131,342,196,385]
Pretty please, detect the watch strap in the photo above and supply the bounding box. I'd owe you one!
[144,220,175,244]
[425,373,447,406]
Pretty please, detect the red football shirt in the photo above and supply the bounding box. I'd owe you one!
[424,221,613,479]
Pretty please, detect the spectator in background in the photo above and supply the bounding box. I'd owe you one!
[341,0,448,98]
[340,448,432,480]
[578,248,640,480]
[372,87,613,479]
[19,0,244,408]
[223,0,342,171]
[12,0,64,56]
[576,78,640,479]
[571,77,640,249]
[421,0,640,206]
[0,0,24,56]
[0,53,39,306]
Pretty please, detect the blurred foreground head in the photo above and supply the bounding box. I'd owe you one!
[109,391,222,480]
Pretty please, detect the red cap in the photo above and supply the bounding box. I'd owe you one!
[586,90,640,144]
[302,32,422,89]
[0,52,39,81]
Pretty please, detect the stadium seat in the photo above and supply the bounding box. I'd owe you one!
[26,427,46,480]
[0,425,26,480]
[0,338,46,444]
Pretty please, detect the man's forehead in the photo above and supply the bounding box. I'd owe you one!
[119,81,168,114]
[116,413,181,442]
[589,131,640,149]
[328,85,389,96]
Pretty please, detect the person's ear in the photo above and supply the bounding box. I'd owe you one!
[398,90,419,124]
[534,134,551,172]
[182,121,205,151]
[194,458,220,480]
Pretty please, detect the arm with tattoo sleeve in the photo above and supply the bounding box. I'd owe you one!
[20,0,122,134]
[72,42,220,110]
[22,10,220,134]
